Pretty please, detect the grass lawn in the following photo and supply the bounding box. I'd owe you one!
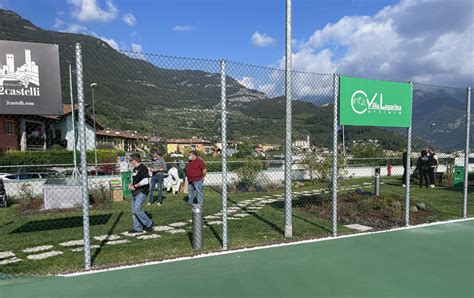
[0,176,472,278]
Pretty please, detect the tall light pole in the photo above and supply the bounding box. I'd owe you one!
[90,82,98,174]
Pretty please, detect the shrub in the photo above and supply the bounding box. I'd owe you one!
[0,149,122,166]
[90,185,112,209]
[235,159,264,191]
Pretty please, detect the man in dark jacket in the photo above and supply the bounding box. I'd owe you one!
[416,150,430,189]
[128,153,154,233]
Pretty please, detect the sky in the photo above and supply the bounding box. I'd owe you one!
[1,0,473,88]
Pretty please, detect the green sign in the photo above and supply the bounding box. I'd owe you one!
[339,76,412,128]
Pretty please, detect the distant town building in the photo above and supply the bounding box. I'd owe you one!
[292,136,311,151]
[166,137,213,155]
[96,129,149,152]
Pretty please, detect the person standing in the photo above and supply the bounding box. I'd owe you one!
[185,150,207,206]
[128,153,154,233]
[416,150,430,189]
[149,151,167,205]
[428,147,439,188]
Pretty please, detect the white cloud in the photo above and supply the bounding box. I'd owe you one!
[53,18,65,29]
[129,43,146,60]
[173,25,192,32]
[99,36,119,50]
[237,77,256,89]
[131,43,142,52]
[65,23,88,33]
[288,0,473,87]
[53,18,88,33]
[251,32,276,47]
[69,0,118,23]
[122,13,136,26]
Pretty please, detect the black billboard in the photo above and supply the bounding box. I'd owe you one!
[0,40,62,115]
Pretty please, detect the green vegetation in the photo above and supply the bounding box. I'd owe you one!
[0,177,471,277]
[0,149,122,166]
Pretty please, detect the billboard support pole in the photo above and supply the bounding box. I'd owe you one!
[284,0,293,238]
[220,59,228,250]
[332,73,339,237]
[463,86,471,218]
[405,82,413,227]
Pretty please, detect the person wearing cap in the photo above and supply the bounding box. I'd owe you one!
[128,153,154,233]
[149,151,167,205]
[185,150,207,206]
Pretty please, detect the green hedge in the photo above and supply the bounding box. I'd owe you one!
[0,149,122,166]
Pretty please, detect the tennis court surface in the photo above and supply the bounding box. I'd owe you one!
[2,219,473,298]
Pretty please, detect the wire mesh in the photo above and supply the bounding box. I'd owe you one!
[0,42,472,280]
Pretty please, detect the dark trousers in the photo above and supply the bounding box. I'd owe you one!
[401,167,407,185]
[419,169,429,188]
[428,167,436,185]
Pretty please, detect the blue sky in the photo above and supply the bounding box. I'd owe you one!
[2,0,399,63]
[1,0,473,87]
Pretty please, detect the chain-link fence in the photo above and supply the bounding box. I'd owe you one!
[0,42,472,279]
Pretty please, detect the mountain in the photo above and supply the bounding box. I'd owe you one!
[0,9,409,150]
[411,86,472,150]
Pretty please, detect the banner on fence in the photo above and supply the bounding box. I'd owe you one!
[339,76,412,127]
[0,40,62,115]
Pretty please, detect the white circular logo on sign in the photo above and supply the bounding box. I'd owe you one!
[351,90,368,114]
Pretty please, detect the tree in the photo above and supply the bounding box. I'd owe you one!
[301,151,321,181]
[350,142,385,159]
[236,142,253,158]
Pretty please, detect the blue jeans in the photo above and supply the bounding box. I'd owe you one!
[188,180,203,206]
[132,192,153,231]
[149,173,164,203]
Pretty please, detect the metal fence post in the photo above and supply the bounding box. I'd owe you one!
[220,59,228,250]
[284,0,293,238]
[463,86,471,218]
[332,73,339,237]
[405,82,413,227]
[76,43,91,270]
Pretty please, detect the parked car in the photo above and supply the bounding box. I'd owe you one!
[0,170,63,181]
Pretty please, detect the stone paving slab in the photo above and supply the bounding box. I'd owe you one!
[27,251,63,260]
[22,245,54,253]
[94,234,122,242]
[153,226,174,232]
[207,221,223,225]
[106,239,130,245]
[0,257,22,265]
[71,245,101,252]
[59,240,84,247]
[121,231,146,237]
[169,222,187,227]
[137,234,161,240]
[0,251,15,259]
[345,224,373,232]
[233,213,251,218]
[166,229,186,234]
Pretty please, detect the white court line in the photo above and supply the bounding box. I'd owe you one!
[61,217,474,277]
